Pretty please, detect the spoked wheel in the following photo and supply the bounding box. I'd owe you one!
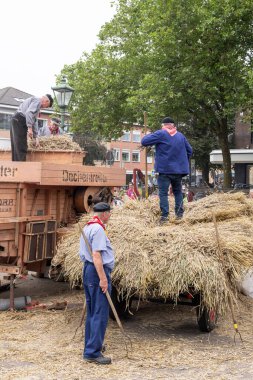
[109,285,132,320]
[196,306,217,332]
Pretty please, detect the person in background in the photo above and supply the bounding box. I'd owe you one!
[38,117,63,136]
[10,94,53,161]
[79,202,114,365]
[141,116,192,223]
[126,183,137,200]
[118,186,126,198]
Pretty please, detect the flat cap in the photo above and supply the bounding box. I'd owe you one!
[51,117,61,125]
[162,117,175,124]
[93,202,111,212]
[45,94,54,107]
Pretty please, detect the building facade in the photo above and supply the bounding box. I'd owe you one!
[210,112,253,186]
[106,125,154,184]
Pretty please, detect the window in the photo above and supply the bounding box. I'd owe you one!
[0,114,12,130]
[132,130,141,143]
[121,131,131,142]
[132,151,140,162]
[122,150,130,162]
[112,148,120,161]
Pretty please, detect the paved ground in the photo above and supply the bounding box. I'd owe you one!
[0,275,253,380]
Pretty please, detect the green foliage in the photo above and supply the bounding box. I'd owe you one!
[73,131,107,166]
[61,0,253,186]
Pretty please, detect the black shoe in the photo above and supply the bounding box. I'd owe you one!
[84,354,111,365]
[159,216,168,225]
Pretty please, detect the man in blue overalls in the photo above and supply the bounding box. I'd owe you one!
[79,202,114,365]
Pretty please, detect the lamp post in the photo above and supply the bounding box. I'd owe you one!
[51,76,74,130]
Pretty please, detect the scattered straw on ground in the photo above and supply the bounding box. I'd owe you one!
[1,283,253,380]
[53,192,253,315]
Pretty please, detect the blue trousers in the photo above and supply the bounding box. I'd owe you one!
[157,174,184,218]
[83,262,111,359]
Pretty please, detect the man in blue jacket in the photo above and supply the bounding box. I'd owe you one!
[141,117,192,223]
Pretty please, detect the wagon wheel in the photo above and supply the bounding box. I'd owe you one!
[74,187,101,213]
[109,285,133,320]
[74,187,113,213]
[196,306,217,332]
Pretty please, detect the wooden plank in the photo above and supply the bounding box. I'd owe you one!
[27,189,46,216]
[63,190,71,223]
[0,223,15,230]
[27,150,85,164]
[40,163,125,187]
[0,187,17,218]
[0,265,20,275]
[0,183,18,190]
[30,189,40,216]
[0,230,15,240]
[45,189,52,215]
[0,192,17,198]
[0,215,55,223]
[0,162,41,183]
[56,190,61,223]
[45,220,57,259]
[14,185,21,248]
[20,187,27,217]
[0,241,17,257]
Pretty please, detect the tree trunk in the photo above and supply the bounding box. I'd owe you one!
[201,162,210,185]
[217,119,232,188]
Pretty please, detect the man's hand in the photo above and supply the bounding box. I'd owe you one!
[92,251,108,293]
[99,277,108,293]
[35,137,40,148]
[27,127,33,139]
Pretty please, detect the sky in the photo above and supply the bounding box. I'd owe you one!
[0,0,116,96]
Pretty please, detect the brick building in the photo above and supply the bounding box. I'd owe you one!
[210,112,253,186]
[105,125,154,184]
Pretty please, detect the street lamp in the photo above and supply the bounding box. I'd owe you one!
[51,75,74,130]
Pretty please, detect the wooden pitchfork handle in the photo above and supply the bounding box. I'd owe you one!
[212,213,243,344]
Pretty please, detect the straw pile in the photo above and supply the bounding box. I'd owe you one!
[53,192,253,315]
[184,191,253,224]
[28,135,83,151]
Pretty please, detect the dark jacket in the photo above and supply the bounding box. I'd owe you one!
[141,129,192,175]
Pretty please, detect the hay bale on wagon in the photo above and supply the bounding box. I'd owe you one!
[184,192,253,224]
[53,192,253,315]
[28,135,83,152]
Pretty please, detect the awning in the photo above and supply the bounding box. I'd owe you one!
[210,149,253,164]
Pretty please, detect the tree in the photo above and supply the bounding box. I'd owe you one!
[73,131,107,166]
[62,0,253,186]
[159,0,253,186]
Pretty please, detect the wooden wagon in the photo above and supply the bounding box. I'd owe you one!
[0,150,125,306]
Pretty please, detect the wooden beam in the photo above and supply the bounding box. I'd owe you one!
[45,189,52,215]
[0,215,55,224]
[56,190,61,224]
[30,189,40,216]
[0,265,20,275]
